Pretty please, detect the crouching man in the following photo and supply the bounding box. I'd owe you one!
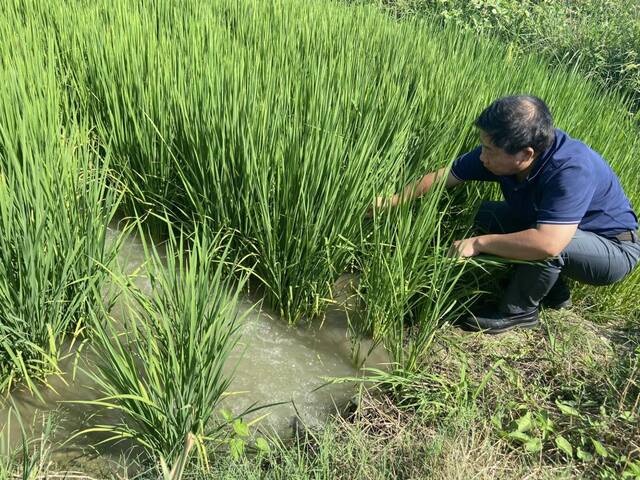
[377,95,640,333]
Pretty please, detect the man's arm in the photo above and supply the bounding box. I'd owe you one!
[377,167,462,208]
[451,223,578,260]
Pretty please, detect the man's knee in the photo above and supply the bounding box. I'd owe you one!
[556,231,636,285]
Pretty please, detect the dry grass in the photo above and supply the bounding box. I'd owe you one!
[330,393,575,480]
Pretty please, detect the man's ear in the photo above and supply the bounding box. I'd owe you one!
[519,147,535,164]
[526,147,535,160]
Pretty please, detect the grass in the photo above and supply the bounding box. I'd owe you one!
[13,0,635,332]
[0,408,56,480]
[354,181,475,371]
[8,308,639,478]
[189,309,640,479]
[356,0,640,113]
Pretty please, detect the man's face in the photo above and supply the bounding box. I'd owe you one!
[479,131,535,176]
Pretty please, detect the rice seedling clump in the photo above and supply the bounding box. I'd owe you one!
[85,226,248,467]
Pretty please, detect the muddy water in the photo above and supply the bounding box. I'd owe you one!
[0,226,388,472]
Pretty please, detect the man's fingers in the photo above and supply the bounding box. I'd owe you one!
[366,196,390,218]
[365,206,374,218]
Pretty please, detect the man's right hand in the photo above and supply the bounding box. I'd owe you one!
[365,167,460,218]
[366,196,396,218]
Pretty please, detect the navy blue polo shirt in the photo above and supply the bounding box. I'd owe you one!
[450,128,638,237]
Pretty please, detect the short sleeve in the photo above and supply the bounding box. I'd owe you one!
[536,163,596,225]
[450,146,498,182]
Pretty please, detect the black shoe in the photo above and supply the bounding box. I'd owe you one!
[460,309,539,334]
[541,278,572,310]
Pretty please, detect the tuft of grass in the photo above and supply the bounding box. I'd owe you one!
[354,176,474,371]
[0,408,56,480]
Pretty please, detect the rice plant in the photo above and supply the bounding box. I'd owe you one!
[355,171,478,371]
[0,16,120,393]
[82,223,249,468]
[0,407,56,480]
[60,0,640,324]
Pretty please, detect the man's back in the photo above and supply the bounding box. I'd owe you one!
[451,128,638,237]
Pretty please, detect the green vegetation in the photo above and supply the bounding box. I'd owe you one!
[358,0,640,113]
[356,190,473,371]
[31,0,640,326]
[0,409,56,480]
[199,312,640,479]
[0,0,638,477]
[0,14,120,393]
[83,225,248,469]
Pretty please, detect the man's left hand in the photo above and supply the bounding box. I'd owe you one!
[448,237,482,258]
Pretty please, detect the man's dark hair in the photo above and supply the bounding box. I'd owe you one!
[474,95,555,155]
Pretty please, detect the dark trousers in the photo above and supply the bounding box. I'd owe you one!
[473,201,640,314]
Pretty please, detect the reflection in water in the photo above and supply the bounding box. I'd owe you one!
[0,226,388,472]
